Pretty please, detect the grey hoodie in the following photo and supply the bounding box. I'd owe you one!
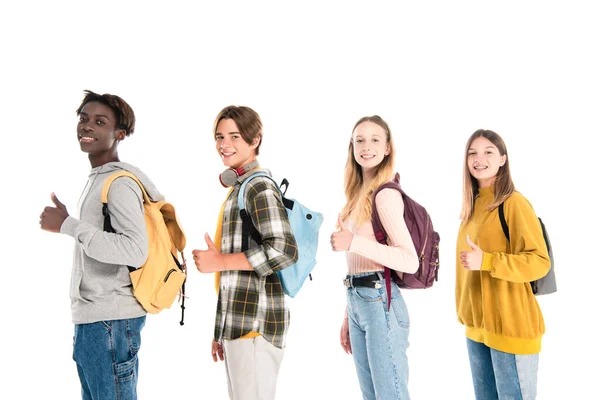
[61,162,164,324]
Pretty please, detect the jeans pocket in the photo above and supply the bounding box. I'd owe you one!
[116,356,138,399]
[126,317,144,356]
[391,295,410,329]
[100,321,113,332]
[353,286,382,302]
[116,354,137,383]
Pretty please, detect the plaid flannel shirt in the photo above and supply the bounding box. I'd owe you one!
[214,168,298,349]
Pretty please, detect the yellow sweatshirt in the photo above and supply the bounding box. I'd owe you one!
[455,187,551,354]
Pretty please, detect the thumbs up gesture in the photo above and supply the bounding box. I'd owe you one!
[459,235,483,271]
[39,193,69,233]
[192,233,223,273]
[330,215,354,252]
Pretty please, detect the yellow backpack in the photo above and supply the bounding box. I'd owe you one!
[101,171,187,324]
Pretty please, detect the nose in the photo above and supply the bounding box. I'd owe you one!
[220,137,231,148]
[80,123,93,132]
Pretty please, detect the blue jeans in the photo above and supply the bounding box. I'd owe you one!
[346,272,411,400]
[467,338,539,400]
[73,316,146,400]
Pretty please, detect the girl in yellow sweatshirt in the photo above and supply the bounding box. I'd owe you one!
[456,129,550,400]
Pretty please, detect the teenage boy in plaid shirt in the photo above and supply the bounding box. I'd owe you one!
[193,105,298,400]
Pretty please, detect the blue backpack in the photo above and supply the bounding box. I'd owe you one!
[238,172,323,297]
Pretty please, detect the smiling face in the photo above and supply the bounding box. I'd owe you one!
[467,136,507,188]
[352,121,390,174]
[77,101,124,166]
[215,118,258,169]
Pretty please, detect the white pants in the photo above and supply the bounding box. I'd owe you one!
[223,336,285,400]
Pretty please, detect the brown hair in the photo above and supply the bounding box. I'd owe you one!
[213,105,263,155]
[460,129,515,221]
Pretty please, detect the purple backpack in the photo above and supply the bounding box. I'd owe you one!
[372,173,440,304]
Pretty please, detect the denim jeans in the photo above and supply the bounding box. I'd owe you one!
[467,338,539,400]
[346,272,411,400]
[73,316,146,400]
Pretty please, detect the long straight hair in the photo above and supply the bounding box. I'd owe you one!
[460,129,515,222]
[340,115,396,225]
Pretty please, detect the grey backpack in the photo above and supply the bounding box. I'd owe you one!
[498,202,556,296]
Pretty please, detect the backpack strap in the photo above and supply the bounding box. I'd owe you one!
[101,171,151,231]
[237,172,283,252]
[101,171,151,204]
[498,202,510,241]
[371,172,402,311]
[100,171,151,272]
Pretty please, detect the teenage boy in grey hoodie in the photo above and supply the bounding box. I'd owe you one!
[40,90,162,400]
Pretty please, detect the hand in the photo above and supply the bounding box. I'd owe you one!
[340,316,352,354]
[192,233,223,273]
[330,215,353,252]
[211,339,224,362]
[459,235,483,271]
[40,193,69,233]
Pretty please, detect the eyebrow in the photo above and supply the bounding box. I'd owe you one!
[79,111,111,120]
[215,131,240,135]
[468,146,496,151]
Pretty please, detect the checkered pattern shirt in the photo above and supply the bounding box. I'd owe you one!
[214,168,298,349]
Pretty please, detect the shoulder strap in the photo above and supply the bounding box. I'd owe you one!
[101,171,149,233]
[101,171,149,273]
[237,172,282,251]
[370,172,402,311]
[498,202,510,241]
[371,173,402,245]
[237,172,281,210]
[101,171,151,204]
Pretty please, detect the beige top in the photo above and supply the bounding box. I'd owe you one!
[345,188,419,276]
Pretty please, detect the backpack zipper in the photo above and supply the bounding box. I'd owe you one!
[164,268,177,282]
[418,214,430,280]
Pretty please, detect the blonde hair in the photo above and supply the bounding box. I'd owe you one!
[460,129,515,221]
[340,115,396,225]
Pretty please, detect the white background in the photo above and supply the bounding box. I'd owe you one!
[1,1,598,399]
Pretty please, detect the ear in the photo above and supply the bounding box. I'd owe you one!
[115,129,126,141]
[500,155,507,167]
[384,144,390,156]
[251,136,261,150]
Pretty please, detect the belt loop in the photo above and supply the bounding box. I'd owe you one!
[376,271,384,281]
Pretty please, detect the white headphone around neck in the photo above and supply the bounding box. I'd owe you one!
[219,160,259,187]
